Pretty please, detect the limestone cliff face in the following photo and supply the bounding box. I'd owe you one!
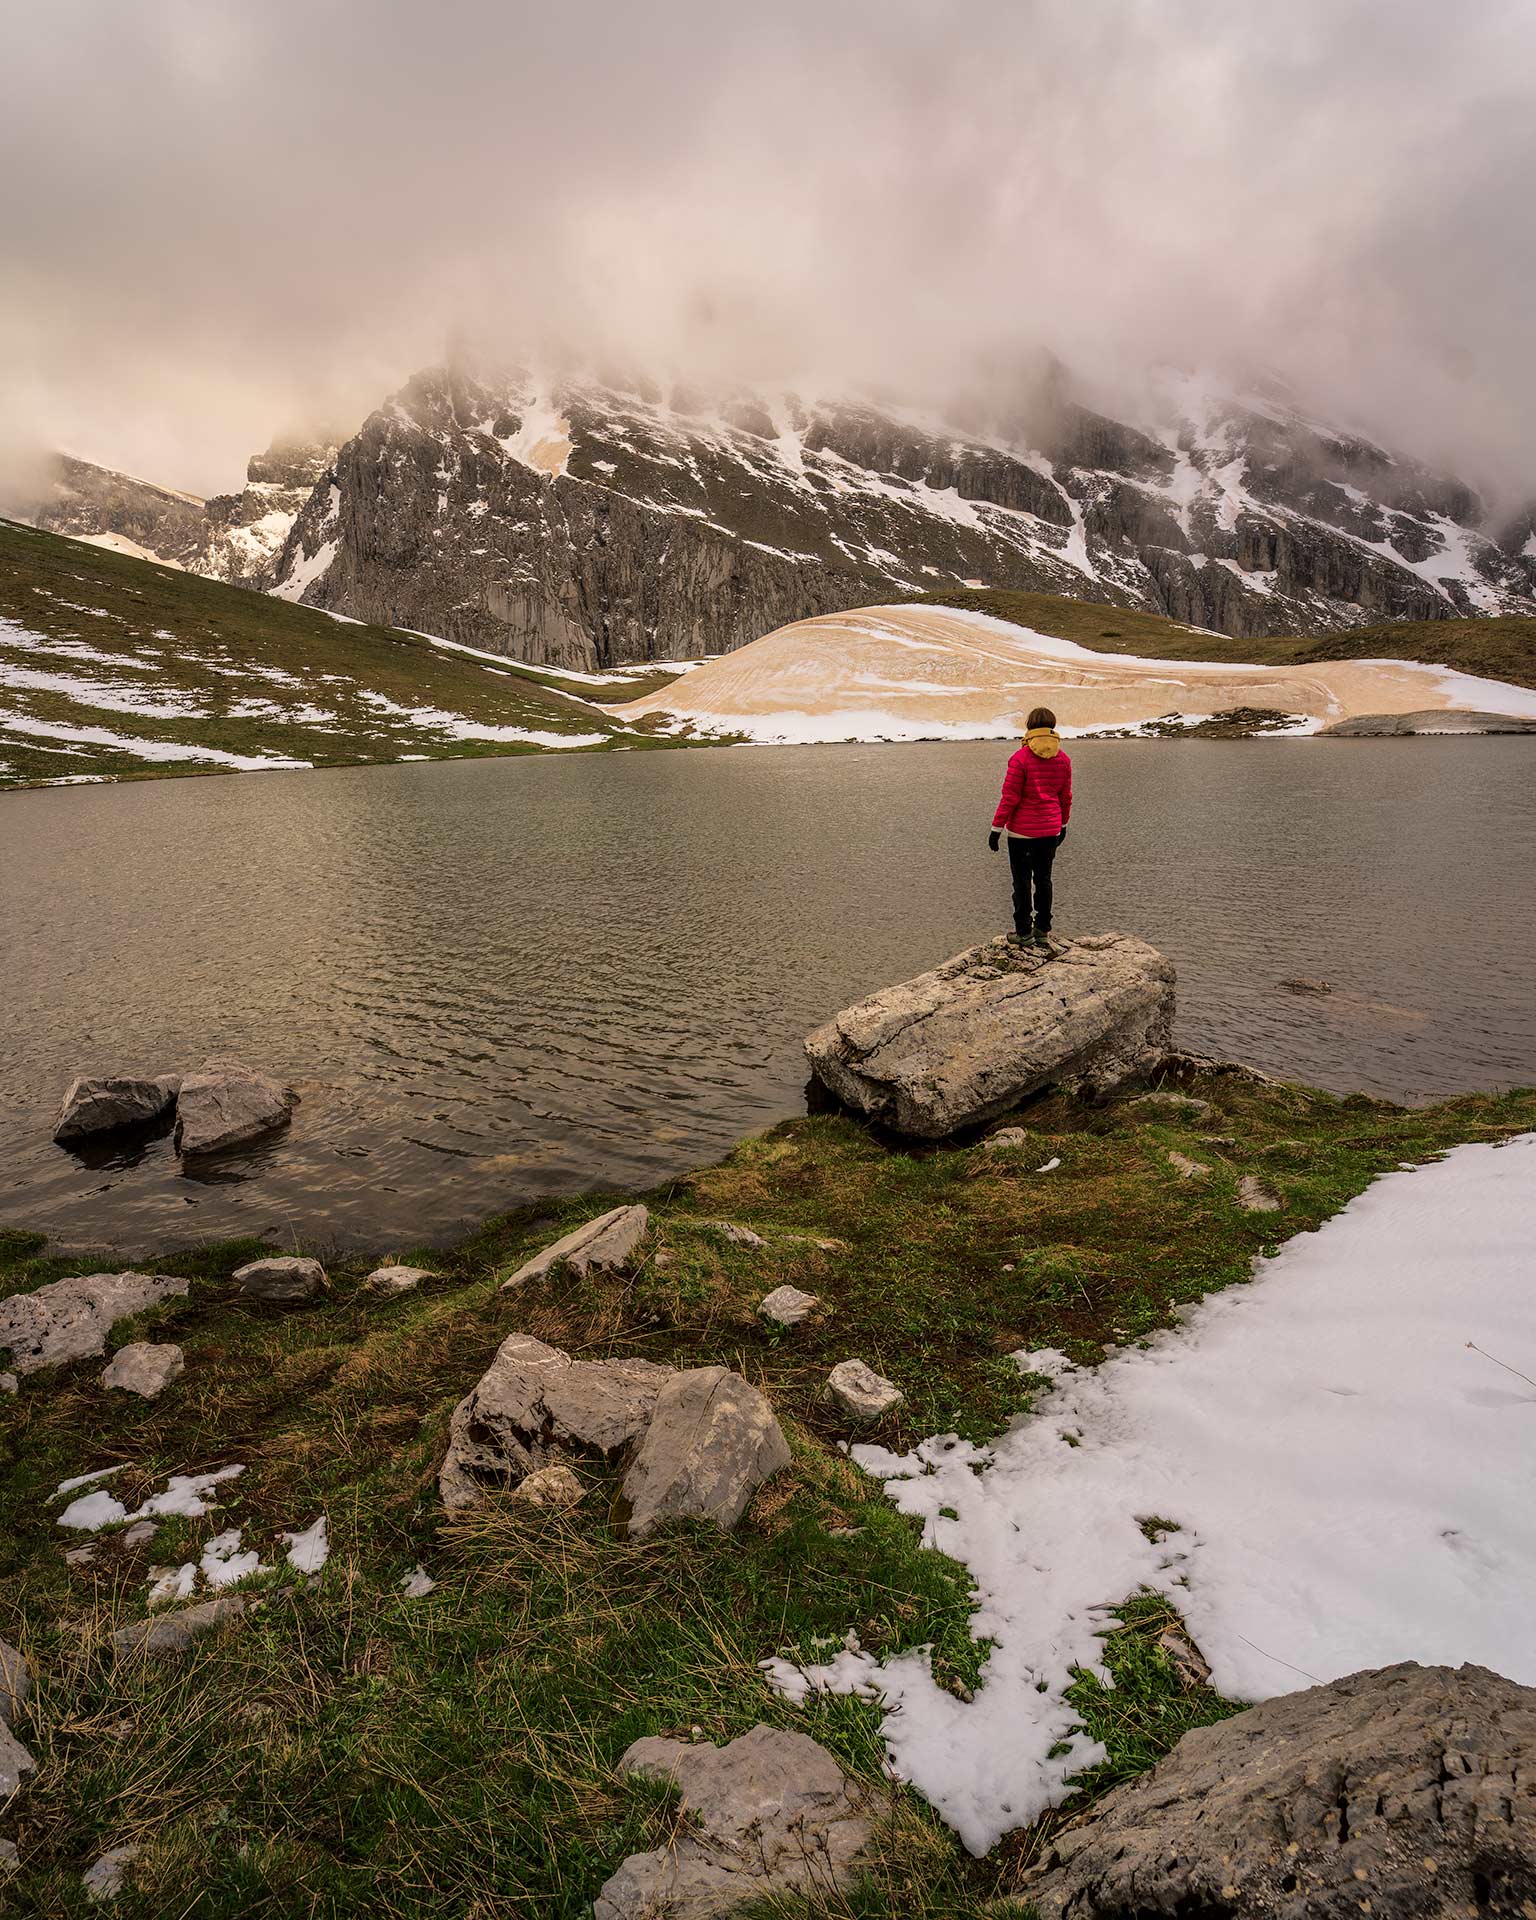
[267,366,1536,668]
[197,439,338,586]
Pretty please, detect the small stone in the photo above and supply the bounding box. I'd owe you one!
[400,1566,436,1597]
[121,1520,158,1547]
[1167,1152,1210,1179]
[0,1373,15,1395]
[111,1594,246,1661]
[502,1205,649,1289]
[232,1256,326,1305]
[983,1127,1030,1151]
[0,1722,35,1806]
[174,1059,296,1157]
[364,1264,432,1294]
[706,1220,765,1248]
[1238,1175,1282,1213]
[0,1837,17,1877]
[65,1545,97,1566]
[101,1341,185,1398]
[53,1073,179,1143]
[759,1285,818,1327]
[0,1635,30,1725]
[824,1359,904,1423]
[513,1464,584,1508]
[83,1844,139,1903]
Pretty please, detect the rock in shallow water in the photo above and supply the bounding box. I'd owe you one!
[101,1340,185,1398]
[53,1072,180,1143]
[0,1270,189,1376]
[594,1724,873,1919]
[173,1059,297,1157]
[1024,1661,1536,1920]
[805,932,1175,1138]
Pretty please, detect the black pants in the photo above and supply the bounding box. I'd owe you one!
[1007,833,1060,935]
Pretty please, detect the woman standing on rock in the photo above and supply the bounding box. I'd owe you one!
[988,706,1072,948]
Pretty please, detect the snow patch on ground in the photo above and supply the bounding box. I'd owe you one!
[281,1515,329,1573]
[58,1465,246,1532]
[766,1138,1536,1855]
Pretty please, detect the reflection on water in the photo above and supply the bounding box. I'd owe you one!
[3,739,1534,1255]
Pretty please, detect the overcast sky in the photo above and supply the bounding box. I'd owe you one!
[3,0,1533,501]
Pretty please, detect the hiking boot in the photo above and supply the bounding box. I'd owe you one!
[1031,930,1051,950]
[1008,929,1033,948]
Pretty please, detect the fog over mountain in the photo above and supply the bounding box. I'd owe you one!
[3,0,1534,501]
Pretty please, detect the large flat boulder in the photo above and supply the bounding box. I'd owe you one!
[0,1270,189,1376]
[1024,1661,1536,1919]
[439,1331,672,1511]
[621,1366,790,1539]
[805,932,1174,1137]
[595,1724,873,1919]
[174,1059,296,1157]
[53,1073,179,1143]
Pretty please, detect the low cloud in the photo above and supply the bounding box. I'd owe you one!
[3,0,1533,501]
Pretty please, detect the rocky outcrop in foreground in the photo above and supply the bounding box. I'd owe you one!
[805,933,1174,1137]
[440,1329,788,1537]
[1025,1661,1536,1919]
[0,1270,189,1376]
[594,1725,873,1919]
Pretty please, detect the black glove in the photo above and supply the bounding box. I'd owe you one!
[988,830,1001,852]
[1057,827,1067,845]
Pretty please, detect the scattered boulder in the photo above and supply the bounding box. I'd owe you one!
[513,1464,584,1508]
[364,1264,432,1295]
[1128,1090,1215,1123]
[232,1256,325,1305]
[439,1331,671,1511]
[759,1285,818,1327]
[1166,1152,1209,1180]
[983,1126,1031,1151]
[111,1594,246,1661]
[1238,1174,1282,1213]
[0,1636,28,1725]
[805,933,1174,1137]
[0,1269,189,1377]
[82,1844,139,1903]
[100,1340,185,1398]
[53,1072,179,1144]
[622,1367,791,1539]
[1024,1661,1536,1920]
[594,1724,873,1920]
[501,1204,649,1289]
[705,1220,764,1248]
[824,1359,904,1423]
[0,1722,35,1806]
[173,1059,296,1157]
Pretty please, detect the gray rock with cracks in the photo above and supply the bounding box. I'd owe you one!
[621,1366,790,1538]
[0,1270,189,1376]
[112,1595,246,1661]
[173,1059,297,1156]
[101,1340,185,1398]
[1024,1660,1536,1920]
[53,1073,179,1143]
[233,1256,326,1305]
[805,933,1175,1138]
[501,1205,649,1289]
[594,1723,874,1919]
[825,1358,904,1422]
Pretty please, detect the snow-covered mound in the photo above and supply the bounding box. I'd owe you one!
[612,604,1536,742]
[766,1133,1536,1854]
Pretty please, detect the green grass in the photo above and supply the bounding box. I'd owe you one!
[4,1073,1534,1913]
[0,521,696,791]
[906,587,1536,691]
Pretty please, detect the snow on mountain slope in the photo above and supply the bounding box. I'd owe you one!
[612,603,1536,743]
[265,363,1536,670]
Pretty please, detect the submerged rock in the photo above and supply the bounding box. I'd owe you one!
[53,1073,179,1143]
[111,1594,246,1661]
[0,1269,189,1376]
[233,1256,326,1305]
[805,933,1174,1138]
[824,1359,904,1423]
[622,1367,791,1539]
[173,1059,296,1157]
[101,1340,185,1398]
[1024,1661,1536,1920]
[501,1204,650,1289]
[594,1724,873,1920]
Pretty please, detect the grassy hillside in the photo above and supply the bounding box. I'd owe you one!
[4,1073,1532,1914]
[907,587,1536,691]
[0,522,690,791]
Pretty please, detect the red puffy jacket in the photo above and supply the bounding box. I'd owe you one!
[992,734,1073,837]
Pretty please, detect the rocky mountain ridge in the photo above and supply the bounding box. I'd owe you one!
[16,369,1536,672]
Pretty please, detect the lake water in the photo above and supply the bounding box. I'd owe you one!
[4,740,1535,1257]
